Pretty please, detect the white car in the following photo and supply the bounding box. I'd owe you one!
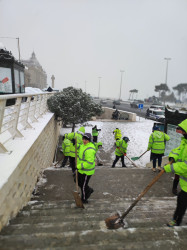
[147,108,165,122]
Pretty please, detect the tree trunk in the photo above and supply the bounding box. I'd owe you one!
[72,123,75,132]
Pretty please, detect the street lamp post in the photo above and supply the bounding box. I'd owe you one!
[98,77,101,98]
[164,58,171,85]
[119,70,124,100]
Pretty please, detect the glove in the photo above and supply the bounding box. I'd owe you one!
[124,153,126,156]
[169,157,175,163]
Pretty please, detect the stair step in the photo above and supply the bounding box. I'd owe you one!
[0,227,187,249]
[1,215,179,235]
[24,197,177,211]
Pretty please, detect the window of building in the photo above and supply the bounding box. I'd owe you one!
[0,67,12,94]
[14,69,20,93]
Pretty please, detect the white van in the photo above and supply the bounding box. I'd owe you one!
[147,108,165,122]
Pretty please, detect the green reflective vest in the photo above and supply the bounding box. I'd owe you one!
[62,138,71,156]
[115,139,127,156]
[67,132,83,157]
[113,129,122,140]
[93,142,103,153]
[147,131,170,154]
[77,142,96,176]
[165,137,187,192]
[92,128,98,136]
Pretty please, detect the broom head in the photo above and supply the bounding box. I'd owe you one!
[105,211,127,229]
[72,191,84,209]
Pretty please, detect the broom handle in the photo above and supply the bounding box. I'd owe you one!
[75,137,79,192]
[139,150,148,158]
[121,169,165,220]
[125,155,139,168]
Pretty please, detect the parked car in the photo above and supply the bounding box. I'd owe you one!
[100,100,107,104]
[113,100,121,105]
[149,104,165,111]
[147,108,165,122]
[130,101,139,108]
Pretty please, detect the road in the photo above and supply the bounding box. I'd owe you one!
[95,100,149,118]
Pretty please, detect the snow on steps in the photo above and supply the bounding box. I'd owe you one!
[0,197,187,249]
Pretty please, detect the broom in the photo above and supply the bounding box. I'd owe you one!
[105,168,166,229]
[72,137,84,208]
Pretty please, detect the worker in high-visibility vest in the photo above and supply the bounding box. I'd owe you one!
[164,119,187,227]
[92,125,101,143]
[60,134,70,168]
[77,133,96,203]
[113,128,122,140]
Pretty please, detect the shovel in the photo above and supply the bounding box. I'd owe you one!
[131,150,148,161]
[72,138,84,209]
[105,168,165,229]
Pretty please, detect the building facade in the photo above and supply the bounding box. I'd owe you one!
[22,52,47,89]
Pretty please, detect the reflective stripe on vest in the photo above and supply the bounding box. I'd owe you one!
[180,176,187,182]
[170,164,175,173]
[79,147,96,166]
[170,151,179,156]
[81,163,95,171]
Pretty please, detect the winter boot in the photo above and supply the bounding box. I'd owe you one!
[152,167,156,172]
[111,165,115,168]
[167,220,177,227]
[157,166,162,171]
[122,164,127,168]
[86,188,94,200]
[98,163,103,166]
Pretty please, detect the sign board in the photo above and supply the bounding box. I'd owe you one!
[165,124,182,156]
[138,104,144,109]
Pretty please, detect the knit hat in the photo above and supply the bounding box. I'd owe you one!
[83,133,92,141]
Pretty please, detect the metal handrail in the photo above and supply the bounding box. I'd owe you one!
[0,92,54,153]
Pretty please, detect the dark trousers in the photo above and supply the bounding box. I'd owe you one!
[61,156,69,167]
[69,156,75,173]
[173,190,187,225]
[173,174,179,190]
[93,136,98,143]
[112,155,125,167]
[78,172,92,201]
[150,152,163,168]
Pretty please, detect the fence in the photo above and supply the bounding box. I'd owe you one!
[0,92,53,153]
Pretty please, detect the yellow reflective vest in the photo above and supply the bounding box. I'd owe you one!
[147,131,170,154]
[113,129,122,140]
[77,142,96,176]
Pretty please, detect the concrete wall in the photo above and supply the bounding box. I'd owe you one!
[0,114,61,231]
[97,107,136,122]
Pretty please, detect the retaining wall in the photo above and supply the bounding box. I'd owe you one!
[97,107,136,121]
[0,113,61,231]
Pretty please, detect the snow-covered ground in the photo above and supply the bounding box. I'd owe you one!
[60,117,155,168]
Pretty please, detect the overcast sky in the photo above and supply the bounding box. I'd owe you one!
[0,0,187,100]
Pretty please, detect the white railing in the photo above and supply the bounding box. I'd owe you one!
[0,92,53,153]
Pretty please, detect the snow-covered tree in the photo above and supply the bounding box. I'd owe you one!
[47,87,103,131]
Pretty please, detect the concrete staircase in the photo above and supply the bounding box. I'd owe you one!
[0,168,187,249]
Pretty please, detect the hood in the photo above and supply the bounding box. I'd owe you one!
[97,142,103,147]
[79,127,85,133]
[178,119,187,133]
[153,131,163,139]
